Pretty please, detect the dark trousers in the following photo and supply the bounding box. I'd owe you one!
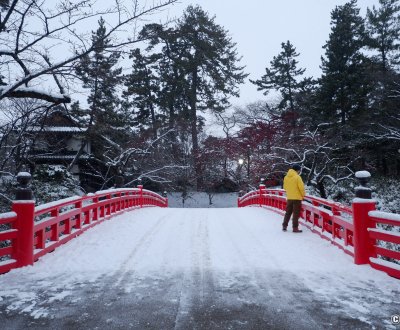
[282,200,302,229]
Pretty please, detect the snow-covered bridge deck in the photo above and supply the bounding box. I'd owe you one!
[0,207,399,329]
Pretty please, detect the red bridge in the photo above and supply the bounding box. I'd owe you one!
[0,174,399,329]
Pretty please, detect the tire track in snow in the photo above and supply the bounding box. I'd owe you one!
[205,209,323,330]
[105,209,173,288]
[173,209,215,330]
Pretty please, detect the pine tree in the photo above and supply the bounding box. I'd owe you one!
[137,6,248,190]
[76,17,122,133]
[366,0,400,71]
[73,17,124,185]
[251,41,306,113]
[365,1,400,177]
[319,0,370,126]
[123,48,161,138]
[126,24,189,161]
[365,0,400,125]
[176,5,248,189]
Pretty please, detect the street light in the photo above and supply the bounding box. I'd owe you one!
[237,158,244,191]
[246,144,251,179]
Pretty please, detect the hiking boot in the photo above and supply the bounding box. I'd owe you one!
[282,226,287,232]
[293,228,303,233]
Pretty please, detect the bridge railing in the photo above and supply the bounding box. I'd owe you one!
[0,178,167,274]
[238,184,400,279]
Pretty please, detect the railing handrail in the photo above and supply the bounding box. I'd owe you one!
[0,186,168,274]
[33,188,146,215]
[238,186,400,279]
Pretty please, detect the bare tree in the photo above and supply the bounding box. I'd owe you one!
[271,127,357,199]
[0,0,177,105]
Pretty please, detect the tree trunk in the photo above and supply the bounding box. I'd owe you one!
[168,102,180,161]
[190,66,203,190]
[145,71,157,139]
[317,180,327,199]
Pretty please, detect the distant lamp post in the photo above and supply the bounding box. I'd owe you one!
[246,144,251,179]
[237,158,244,190]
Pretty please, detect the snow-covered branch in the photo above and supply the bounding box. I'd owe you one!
[0,0,177,105]
[125,165,189,185]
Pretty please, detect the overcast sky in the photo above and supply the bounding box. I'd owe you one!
[163,0,380,106]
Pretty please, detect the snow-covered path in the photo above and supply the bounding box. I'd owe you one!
[0,207,399,329]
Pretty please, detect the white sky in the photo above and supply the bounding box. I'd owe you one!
[164,0,381,106]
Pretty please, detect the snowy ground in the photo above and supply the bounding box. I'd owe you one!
[0,206,399,329]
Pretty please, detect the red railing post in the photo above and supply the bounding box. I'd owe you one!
[259,184,265,206]
[12,172,35,268]
[352,200,376,264]
[75,200,82,230]
[352,170,375,265]
[162,191,168,208]
[138,185,143,208]
[92,196,99,221]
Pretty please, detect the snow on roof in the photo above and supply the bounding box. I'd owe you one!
[29,126,87,132]
[32,154,90,160]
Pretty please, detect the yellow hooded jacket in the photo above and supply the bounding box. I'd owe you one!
[283,169,305,200]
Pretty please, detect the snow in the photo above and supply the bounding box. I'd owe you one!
[355,170,371,179]
[368,227,400,238]
[17,171,31,177]
[0,211,16,220]
[12,200,35,204]
[369,210,400,223]
[35,195,81,212]
[0,197,399,327]
[355,185,372,190]
[32,155,90,160]
[0,259,16,267]
[370,258,400,271]
[29,126,86,132]
[353,198,376,203]
[9,86,69,100]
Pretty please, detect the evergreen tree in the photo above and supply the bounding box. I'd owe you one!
[73,17,124,185]
[319,0,370,126]
[365,0,400,126]
[251,41,306,113]
[364,1,400,177]
[176,5,248,189]
[138,6,248,190]
[126,24,190,161]
[123,48,161,138]
[366,0,400,71]
[76,17,122,133]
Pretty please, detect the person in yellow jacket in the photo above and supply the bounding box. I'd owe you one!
[282,164,305,233]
